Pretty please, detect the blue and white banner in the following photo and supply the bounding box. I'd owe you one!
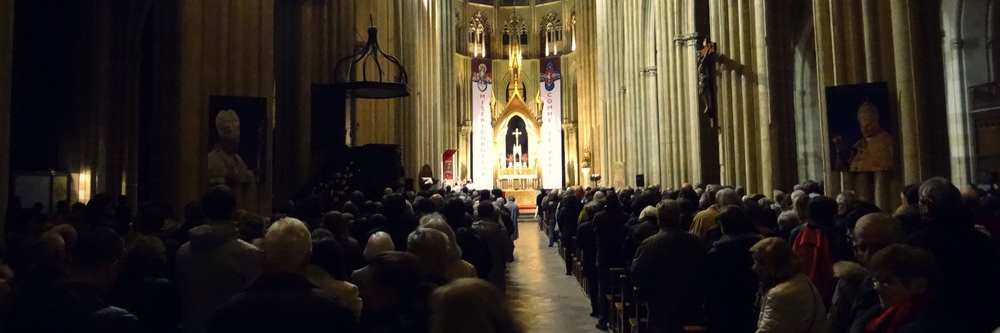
[540,57,563,189]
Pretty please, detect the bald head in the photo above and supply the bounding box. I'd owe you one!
[853,213,899,266]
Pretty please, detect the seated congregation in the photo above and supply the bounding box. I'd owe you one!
[0,185,522,333]
[539,178,1000,333]
[0,176,998,333]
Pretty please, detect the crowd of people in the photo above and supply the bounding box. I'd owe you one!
[537,178,1000,333]
[0,185,525,333]
[1,175,998,333]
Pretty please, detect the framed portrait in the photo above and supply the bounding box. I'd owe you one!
[207,96,267,187]
[825,82,894,172]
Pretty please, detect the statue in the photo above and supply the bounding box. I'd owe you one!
[580,149,592,169]
[208,110,255,196]
[697,39,719,127]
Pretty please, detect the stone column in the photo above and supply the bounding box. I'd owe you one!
[0,0,11,242]
[890,0,923,184]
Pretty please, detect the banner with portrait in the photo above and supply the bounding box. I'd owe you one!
[825,82,894,172]
[539,57,563,189]
[471,58,494,189]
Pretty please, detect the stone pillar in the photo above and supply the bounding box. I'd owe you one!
[0,0,11,243]
[890,0,923,184]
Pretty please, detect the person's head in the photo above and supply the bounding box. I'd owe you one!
[807,196,838,226]
[70,228,125,291]
[638,206,658,224]
[918,177,963,224]
[656,199,681,230]
[322,211,350,236]
[407,228,451,274]
[792,190,809,220]
[593,190,607,203]
[901,183,920,207]
[476,200,495,221]
[215,109,241,143]
[201,186,236,223]
[750,237,800,284]
[857,102,882,138]
[852,213,900,266]
[420,214,462,261]
[431,278,523,333]
[836,191,858,216]
[364,231,396,261]
[869,244,937,307]
[263,218,312,273]
[367,251,433,312]
[717,205,756,235]
[135,202,167,234]
[715,188,740,207]
[311,238,347,280]
[604,192,621,211]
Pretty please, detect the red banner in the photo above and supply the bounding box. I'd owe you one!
[442,149,456,182]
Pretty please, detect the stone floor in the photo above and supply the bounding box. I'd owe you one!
[507,219,604,333]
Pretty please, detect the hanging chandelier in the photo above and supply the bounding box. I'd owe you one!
[334,17,409,99]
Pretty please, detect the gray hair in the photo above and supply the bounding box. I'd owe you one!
[264,217,312,272]
[407,228,451,273]
[716,188,740,207]
[919,177,963,221]
[420,213,463,260]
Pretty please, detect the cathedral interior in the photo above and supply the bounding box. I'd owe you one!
[3,0,998,216]
[1,0,1000,332]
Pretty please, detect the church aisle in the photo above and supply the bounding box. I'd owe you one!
[507,219,604,333]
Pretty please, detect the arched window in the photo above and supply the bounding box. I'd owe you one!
[540,12,562,57]
[502,14,528,58]
[468,12,489,58]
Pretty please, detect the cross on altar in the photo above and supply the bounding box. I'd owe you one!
[512,128,523,143]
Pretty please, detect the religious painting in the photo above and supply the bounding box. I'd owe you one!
[825,82,894,172]
[505,116,530,168]
[207,96,267,188]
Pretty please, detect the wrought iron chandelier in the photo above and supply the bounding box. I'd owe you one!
[334,17,409,99]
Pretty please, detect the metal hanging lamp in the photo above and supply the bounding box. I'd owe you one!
[334,16,409,99]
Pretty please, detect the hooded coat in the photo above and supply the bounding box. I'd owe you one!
[175,223,262,333]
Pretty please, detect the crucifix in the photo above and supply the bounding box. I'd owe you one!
[511,128,523,144]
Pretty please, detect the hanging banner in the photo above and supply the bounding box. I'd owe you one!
[471,58,494,189]
[540,57,563,189]
[442,149,456,183]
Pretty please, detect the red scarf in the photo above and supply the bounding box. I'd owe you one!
[864,299,926,333]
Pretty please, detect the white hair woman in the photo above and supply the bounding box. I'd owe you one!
[408,228,476,281]
[352,231,395,305]
[751,237,830,333]
[431,278,523,333]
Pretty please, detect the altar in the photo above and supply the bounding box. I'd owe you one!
[467,21,564,197]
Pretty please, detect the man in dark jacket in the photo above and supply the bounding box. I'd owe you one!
[631,199,706,333]
[593,192,629,330]
[557,190,583,275]
[208,218,355,332]
[176,186,262,333]
[905,178,1000,332]
[577,204,600,318]
[703,206,760,333]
